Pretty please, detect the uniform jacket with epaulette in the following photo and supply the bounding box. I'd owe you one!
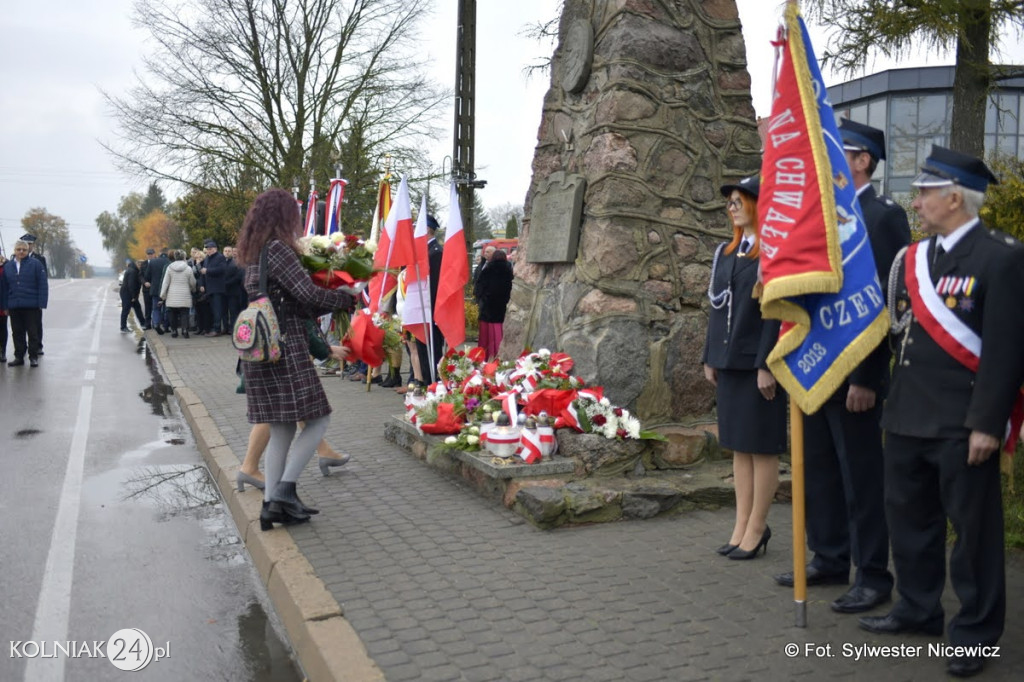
[883,224,1024,440]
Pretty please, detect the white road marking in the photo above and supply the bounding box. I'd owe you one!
[24,287,106,682]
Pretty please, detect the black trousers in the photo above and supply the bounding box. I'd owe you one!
[415,324,444,384]
[8,308,42,360]
[120,295,145,330]
[166,307,190,331]
[0,314,8,357]
[884,432,1005,646]
[803,399,893,592]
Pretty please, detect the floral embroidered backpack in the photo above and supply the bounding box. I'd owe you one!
[232,245,283,363]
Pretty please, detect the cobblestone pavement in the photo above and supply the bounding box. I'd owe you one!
[161,334,1024,681]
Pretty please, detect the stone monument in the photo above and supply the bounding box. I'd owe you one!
[502,0,762,428]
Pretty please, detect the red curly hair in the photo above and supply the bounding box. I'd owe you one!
[723,191,760,259]
[235,188,303,266]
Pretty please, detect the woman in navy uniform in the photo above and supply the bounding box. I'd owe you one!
[860,146,1024,679]
[703,175,786,560]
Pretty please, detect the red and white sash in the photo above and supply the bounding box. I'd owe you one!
[905,240,1024,452]
[905,240,980,371]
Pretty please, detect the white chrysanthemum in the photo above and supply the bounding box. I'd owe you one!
[599,397,611,406]
[330,232,346,244]
[467,435,480,445]
[625,416,642,439]
[602,421,618,439]
[537,348,551,357]
[311,234,331,250]
[365,239,378,253]
[444,436,458,445]
[469,426,480,435]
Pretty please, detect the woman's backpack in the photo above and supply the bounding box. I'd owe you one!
[232,245,283,363]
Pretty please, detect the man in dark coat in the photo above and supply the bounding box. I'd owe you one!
[21,233,47,353]
[1,239,48,366]
[859,146,1024,679]
[140,248,155,327]
[119,258,146,332]
[416,215,445,383]
[143,248,170,332]
[223,246,246,330]
[199,239,228,335]
[774,120,911,616]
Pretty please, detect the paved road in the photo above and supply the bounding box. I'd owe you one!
[160,324,1024,682]
[0,279,298,681]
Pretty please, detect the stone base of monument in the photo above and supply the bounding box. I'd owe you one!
[383,416,785,529]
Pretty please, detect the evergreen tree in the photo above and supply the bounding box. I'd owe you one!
[804,0,1024,157]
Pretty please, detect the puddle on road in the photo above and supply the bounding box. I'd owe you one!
[137,340,176,418]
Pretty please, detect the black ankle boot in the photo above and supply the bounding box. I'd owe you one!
[380,368,401,388]
[259,500,310,531]
[270,481,318,516]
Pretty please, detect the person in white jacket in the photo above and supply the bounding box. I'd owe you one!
[160,250,197,338]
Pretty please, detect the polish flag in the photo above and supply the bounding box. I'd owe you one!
[434,182,469,349]
[402,195,433,344]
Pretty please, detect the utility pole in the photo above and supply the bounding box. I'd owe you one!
[453,0,485,246]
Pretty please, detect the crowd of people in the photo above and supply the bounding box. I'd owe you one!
[120,240,248,338]
[705,120,1024,679]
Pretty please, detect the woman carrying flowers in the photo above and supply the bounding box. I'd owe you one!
[235,189,356,531]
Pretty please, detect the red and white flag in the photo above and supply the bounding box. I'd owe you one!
[324,178,348,235]
[434,182,469,349]
[303,187,319,236]
[403,194,433,344]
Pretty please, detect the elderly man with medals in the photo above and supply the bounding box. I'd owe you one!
[860,145,1024,679]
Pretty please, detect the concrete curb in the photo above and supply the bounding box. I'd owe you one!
[150,332,384,682]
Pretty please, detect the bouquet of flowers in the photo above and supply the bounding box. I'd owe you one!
[298,233,376,336]
[411,346,663,444]
[375,312,404,370]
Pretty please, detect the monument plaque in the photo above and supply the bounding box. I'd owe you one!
[527,171,586,264]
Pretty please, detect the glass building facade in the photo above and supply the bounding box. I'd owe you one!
[828,65,1024,204]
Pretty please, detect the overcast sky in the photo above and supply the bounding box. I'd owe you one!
[2,1,1021,267]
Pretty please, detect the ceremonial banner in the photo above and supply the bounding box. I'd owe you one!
[367,175,393,312]
[303,187,319,236]
[758,2,888,414]
[324,178,348,235]
[434,182,469,349]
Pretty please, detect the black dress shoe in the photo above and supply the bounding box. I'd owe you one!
[830,586,891,613]
[774,565,849,587]
[715,543,738,556]
[858,612,944,636]
[947,655,984,678]
[8,358,25,367]
[29,358,38,367]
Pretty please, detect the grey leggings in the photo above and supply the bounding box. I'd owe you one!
[264,416,330,502]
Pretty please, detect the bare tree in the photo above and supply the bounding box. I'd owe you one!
[104,0,448,198]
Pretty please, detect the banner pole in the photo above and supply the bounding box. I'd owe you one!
[790,396,808,627]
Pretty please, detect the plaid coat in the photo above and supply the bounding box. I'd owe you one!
[241,239,354,423]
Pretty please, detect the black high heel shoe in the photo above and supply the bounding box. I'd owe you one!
[259,501,310,531]
[728,526,771,560]
[716,543,738,556]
